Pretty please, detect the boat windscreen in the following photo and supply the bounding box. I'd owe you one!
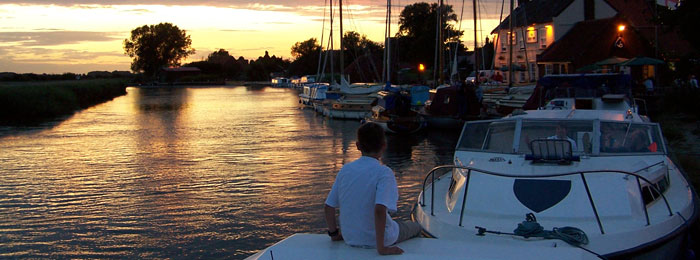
[518,121,594,155]
[600,122,665,154]
[458,121,515,153]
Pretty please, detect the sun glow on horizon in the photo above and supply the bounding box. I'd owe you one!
[0,2,503,74]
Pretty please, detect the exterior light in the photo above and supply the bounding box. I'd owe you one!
[418,63,425,72]
[618,25,625,32]
[527,26,535,31]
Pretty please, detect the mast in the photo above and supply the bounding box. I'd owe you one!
[473,0,479,85]
[439,0,445,85]
[508,0,514,88]
[330,0,335,83]
[339,0,345,83]
[385,0,391,83]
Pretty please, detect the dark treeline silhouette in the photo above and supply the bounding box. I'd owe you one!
[0,71,133,82]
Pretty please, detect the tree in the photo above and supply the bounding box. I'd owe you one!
[396,3,464,67]
[123,23,196,77]
[342,31,383,66]
[289,38,322,76]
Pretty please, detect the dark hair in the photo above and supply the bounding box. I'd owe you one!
[357,122,385,154]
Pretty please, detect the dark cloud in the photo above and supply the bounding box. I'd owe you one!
[0,31,123,46]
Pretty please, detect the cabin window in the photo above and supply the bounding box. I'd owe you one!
[600,122,665,154]
[518,120,594,155]
[641,173,670,205]
[458,121,516,153]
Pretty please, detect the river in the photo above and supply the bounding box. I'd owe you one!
[0,86,460,259]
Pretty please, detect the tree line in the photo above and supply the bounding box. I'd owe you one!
[122,2,494,83]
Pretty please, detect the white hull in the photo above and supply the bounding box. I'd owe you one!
[246,233,599,260]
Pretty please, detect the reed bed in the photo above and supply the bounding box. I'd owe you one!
[0,79,127,125]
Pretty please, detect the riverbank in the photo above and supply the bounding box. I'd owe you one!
[0,79,128,125]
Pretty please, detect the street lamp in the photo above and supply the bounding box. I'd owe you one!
[618,25,625,32]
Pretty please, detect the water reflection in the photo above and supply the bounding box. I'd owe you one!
[0,86,458,259]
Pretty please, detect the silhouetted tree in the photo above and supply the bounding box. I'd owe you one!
[123,23,195,77]
[342,31,383,67]
[247,51,290,81]
[288,38,322,76]
[396,3,464,67]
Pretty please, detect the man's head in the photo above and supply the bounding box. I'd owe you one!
[555,124,568,138]
[356,122,386,157]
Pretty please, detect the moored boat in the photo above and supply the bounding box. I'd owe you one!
[413,96,698,259]
[365,86,429,134]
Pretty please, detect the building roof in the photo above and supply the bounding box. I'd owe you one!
[492,0,574,33]
[537,16,653,70]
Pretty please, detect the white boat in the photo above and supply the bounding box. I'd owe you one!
[271,77,291,88]
[249,95,697,259]
[322,95,375,120]
[299,83,328,108]
[413,96,698,259]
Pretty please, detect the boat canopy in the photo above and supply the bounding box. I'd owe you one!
[457,119,665,156]
[524,74,633,110]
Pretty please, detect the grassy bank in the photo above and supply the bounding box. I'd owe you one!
[0,79,127,125]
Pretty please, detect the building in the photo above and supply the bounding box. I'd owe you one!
[491,0,686,84]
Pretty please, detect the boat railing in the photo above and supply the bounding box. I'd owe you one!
[420,163,672,235]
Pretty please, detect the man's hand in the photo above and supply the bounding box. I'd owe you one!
[330,230,343,241]
[377,246,404,255]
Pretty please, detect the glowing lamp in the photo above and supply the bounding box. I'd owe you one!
[618,25,625,32]
[418,63,425,72]
[527,26,535,31]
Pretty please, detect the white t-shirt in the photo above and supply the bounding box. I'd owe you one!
[547,135,578,151]
[325,156,399,247]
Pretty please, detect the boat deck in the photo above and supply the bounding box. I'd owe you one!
[245,233,597,259]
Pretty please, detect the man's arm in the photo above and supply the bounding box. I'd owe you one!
[324,204,343,241]
[374,204,403,255]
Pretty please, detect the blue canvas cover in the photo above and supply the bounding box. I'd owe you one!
[410,85,430,106]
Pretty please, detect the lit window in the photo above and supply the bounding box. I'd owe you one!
[501,33,507,52]
[539,28,547,49]
[527,27,537,43]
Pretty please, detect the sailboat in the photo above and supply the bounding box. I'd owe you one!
[364,1,430,134]
[415,0,483,130]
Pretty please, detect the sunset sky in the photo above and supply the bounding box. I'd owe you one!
[0,0,503,74]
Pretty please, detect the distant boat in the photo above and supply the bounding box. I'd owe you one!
[417,84,482,130]
[271,77,291,88]
[365,85,428,134]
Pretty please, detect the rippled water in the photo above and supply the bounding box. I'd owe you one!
[0,86,459,259]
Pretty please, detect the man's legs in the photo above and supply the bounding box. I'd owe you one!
[394,221,421,244]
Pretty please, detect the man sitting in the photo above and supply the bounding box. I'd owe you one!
[324,122,421,255]
[547,124,577,151]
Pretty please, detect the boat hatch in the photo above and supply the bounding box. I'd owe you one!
[525,139,580,164]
